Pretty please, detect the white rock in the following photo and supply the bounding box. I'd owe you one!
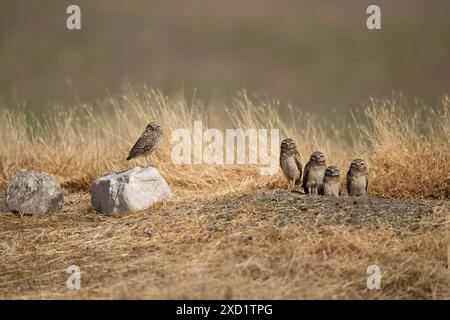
[90,166,171,215]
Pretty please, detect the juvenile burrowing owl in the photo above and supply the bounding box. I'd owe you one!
[318,166,341,197]
[346,159,368,196]
[280,138,302,190]
[302,151,326,195]
[127,122,163,165]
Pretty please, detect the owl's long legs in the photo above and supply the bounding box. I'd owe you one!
[145,156,152,168]
[145,156,156,168]
[305,185,311,195]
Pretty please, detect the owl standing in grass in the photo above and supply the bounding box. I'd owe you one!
[280,138,302,190]
[127,122,163,166]
[318,166,341,197]
[302,151,326,195]
[346,159,368,196]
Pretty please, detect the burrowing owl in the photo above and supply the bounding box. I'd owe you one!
[127,122,163,165]
[280,138,302,190]
[302,151,326,195]
[346,159,368,196]
[318,166,341,197]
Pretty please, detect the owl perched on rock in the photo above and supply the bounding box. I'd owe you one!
[318,166,341,197]
[346,159,368,196]
[302,151,326,195]
[127,122,163,165]
[280,138,302,190]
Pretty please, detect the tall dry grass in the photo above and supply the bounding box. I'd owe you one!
[0,88,449,199]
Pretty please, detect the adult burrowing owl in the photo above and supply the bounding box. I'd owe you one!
[346,159,368,196]
[127,122,163,165]
[280,138,302,190]
[318,166,341,197]
[302,151,326,195]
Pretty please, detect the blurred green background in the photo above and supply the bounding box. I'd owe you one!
[0,0,449,113]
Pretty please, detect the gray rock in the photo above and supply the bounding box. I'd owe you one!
[90,166,171,215]
[6,170,64,215]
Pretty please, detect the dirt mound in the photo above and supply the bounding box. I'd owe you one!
[198,189,448,233]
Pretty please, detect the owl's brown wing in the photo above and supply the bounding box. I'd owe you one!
[318,183,324,195]
[294,151,303,184]
[346,170,351,195]
[279,153,284,172]
[127,132,151,160]
[365,172,369,192]
[301,161,311,189]
[127,134,147,160]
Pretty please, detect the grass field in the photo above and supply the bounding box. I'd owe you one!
[0,89,448,299]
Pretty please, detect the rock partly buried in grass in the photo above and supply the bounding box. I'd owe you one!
[90,166,171,215]
[6,170,64,215]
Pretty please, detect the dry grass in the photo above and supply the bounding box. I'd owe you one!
[1,88,449,198]
[0,89,449,299]
[0,190,448,299]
